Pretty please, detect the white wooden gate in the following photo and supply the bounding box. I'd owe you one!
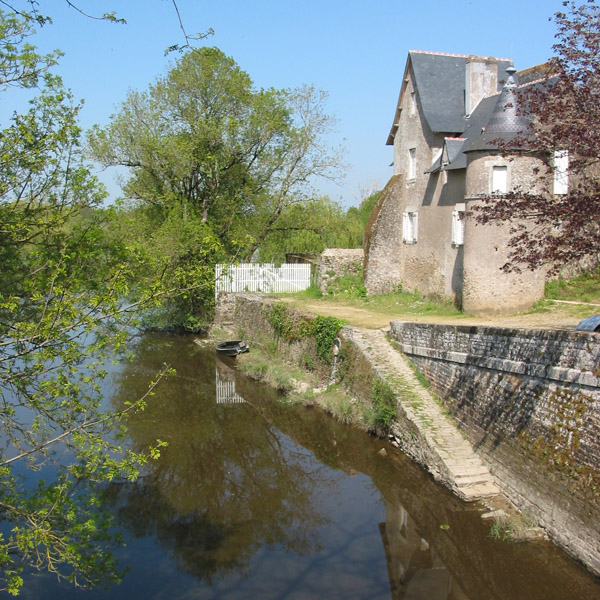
[215,263,311,297]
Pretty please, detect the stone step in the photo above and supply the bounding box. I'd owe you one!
[346,326,502,503]
[447,466,492,478]
[453,473,495,487]
[457,482,500,501]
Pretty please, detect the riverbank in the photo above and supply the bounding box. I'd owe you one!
[213,292,600,579]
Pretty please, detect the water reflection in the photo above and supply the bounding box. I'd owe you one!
[113,334,600,599]
[22,332,599,599]
[105,337,332,587]
[215,361,246,404]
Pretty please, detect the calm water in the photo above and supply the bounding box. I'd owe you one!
[16,333,600,599]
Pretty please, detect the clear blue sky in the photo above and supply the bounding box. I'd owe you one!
[11,0,565,207]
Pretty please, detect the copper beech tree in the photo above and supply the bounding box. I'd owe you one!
[474,0,600,274]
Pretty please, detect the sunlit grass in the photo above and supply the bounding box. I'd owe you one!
[321,385,358,424]
[544,270,600,303]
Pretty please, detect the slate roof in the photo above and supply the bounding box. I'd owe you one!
[411,52,474,133]
[387,50,513,144]
[388,51,554,172]
[425,137,466,173]
[444,137,468,170]
[462,67,532,153]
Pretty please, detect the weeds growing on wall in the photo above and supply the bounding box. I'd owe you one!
[367,378,397,432]
[312,315,344,361]
[264,302,344,364]
[325,272,367,298]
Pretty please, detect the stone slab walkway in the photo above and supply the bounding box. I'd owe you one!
[347,326,500,502]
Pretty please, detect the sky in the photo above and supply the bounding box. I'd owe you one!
[6,0,567,208]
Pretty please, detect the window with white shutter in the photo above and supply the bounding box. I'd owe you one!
[553,150,569,195]
[452,210,465,246]
[408,148,417,180]
[492,166,507,193]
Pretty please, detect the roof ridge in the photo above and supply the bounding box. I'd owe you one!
[409,49,512,62]
[517,77,548,88]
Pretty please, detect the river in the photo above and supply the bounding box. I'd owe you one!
[16,332,600,599]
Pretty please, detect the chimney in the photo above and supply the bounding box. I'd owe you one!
[465,56,499,116]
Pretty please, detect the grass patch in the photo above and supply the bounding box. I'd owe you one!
[489,511,541,542]
[321,385,357,424]
[294,283,323,300]
[544,270,600,303]
[338,288,461,316]
[239,343,364,426]
[324,272,367,298]
[365,378,397,432]
[239,351,300,392]
[282,288,464,320]
[243,360,269,379]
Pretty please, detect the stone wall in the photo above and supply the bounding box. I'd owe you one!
[363,175,405,295]
[318,248,364,294]
[389,321,600,576]
[218,292,331,380]
[462,152,547,314]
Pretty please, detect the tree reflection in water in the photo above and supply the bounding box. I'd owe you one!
[105,334,330,584]
[81,332,600,600]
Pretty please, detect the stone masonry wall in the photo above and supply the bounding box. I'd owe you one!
[363,175,405,295]
[319,248,364,294]
[389,321,600,576]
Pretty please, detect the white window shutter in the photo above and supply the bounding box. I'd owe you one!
[403,212,418,243]
[452,210,465,246]
[553,150,569,195]
[412,212,418,242]
[408,148,417,179]
[452,210,458,245]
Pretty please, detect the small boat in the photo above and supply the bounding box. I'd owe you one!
[215,340,250,356]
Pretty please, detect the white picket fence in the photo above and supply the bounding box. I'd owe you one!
[215,263,311,297]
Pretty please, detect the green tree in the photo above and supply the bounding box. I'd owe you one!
[0,11,175,594]
[88,47,344,324]
[346,189,380,232]
[256,194,378,263]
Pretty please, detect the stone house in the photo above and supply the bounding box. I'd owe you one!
[364,51,560,314]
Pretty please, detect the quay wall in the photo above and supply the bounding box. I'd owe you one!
[389,321,600,576]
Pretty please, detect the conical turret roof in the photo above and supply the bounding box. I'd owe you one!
[463,66,531,152]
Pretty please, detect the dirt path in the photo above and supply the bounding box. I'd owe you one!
[281,298,594,330]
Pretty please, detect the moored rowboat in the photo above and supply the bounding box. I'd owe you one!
[215,340,250,356]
